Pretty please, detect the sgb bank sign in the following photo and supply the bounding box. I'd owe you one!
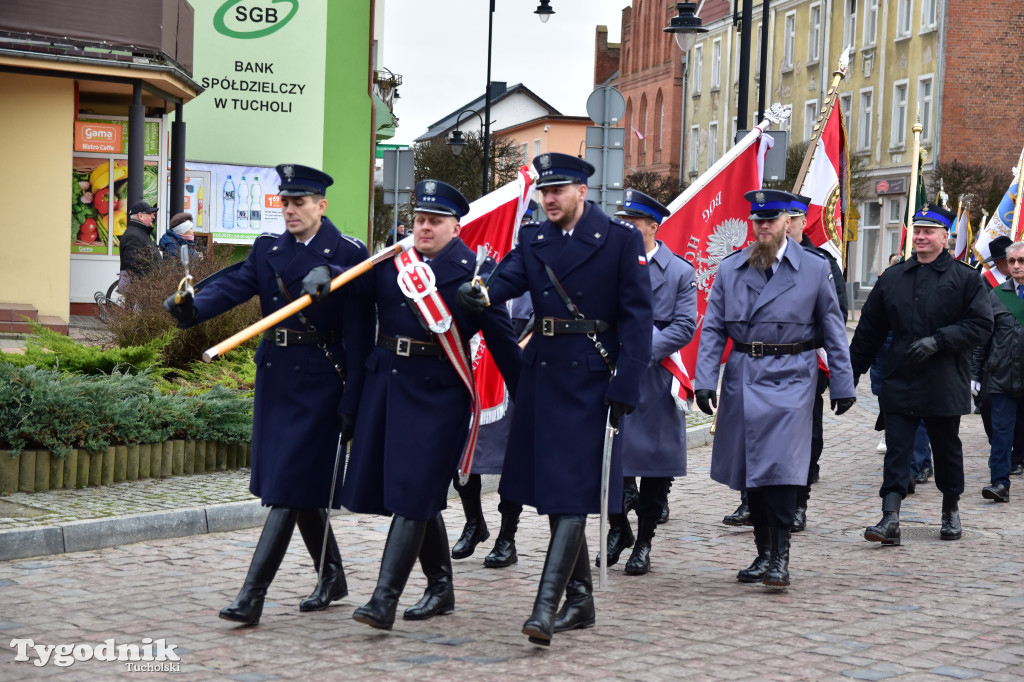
[214,0,299,39]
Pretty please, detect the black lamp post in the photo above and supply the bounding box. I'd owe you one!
[446,109,487,192]
[534,0,554,23]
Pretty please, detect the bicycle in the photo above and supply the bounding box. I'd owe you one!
[94,278,125,324]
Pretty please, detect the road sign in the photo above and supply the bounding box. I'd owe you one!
[586,126,626,149]
[586,148,625,189]
[376,143,409,160]
[382,149,414,192]
[737,129,788,181]
[586,87,626,127]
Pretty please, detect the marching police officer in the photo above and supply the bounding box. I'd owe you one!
[695,189,855,588]
[850,205,993,545]
[606,189,696,575]
[163,164,374,625]
[458,152,653,645]
[340,180,521,631]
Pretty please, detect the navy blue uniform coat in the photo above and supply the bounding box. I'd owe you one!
[339,238,521,522]
[619,242,697,477]
[187,218,374,508]
[486,201,654,515]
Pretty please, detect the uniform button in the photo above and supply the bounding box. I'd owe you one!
[774,379,780,385]
[777,324,783,329]
[571,361,578,368]
[914,297,919,302]
[400,302,406,307]
[543,291,549,296]
[272,296,278,302]
[576,291,583,297]
[391,369,398,375]
[541,361,547,368]
[266,362,272,369]
[294,365,301,372]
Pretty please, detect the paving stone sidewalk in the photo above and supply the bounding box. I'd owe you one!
[2,381,1023,680]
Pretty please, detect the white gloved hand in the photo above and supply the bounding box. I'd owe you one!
[971,380,981,397]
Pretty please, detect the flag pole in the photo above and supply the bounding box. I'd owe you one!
[903,106,924,259]
[792,48,851,191]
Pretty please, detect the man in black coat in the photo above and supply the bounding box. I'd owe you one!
[119,201,162,281]
[849,205,993,545]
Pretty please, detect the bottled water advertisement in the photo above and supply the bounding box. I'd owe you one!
[182,162,283,244]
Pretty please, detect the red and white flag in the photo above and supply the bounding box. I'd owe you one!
[459,165,534,423]
[659,124,773,378]
[632,127,646,141]
[954,208,971,262]
[794,100,848,263]
[660,351,693,411]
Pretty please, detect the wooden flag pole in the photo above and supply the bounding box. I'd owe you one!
[903,106,924,260]
[792,48,851,191]
[201,239,410,363]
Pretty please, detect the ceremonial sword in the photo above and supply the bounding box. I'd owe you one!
[599,405,617,590]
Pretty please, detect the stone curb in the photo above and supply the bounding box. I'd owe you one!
[0,423,711,562]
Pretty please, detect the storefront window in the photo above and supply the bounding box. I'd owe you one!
[858,202,882,286]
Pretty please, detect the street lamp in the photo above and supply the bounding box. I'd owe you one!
[447,110,485,160]
[663,2,707,52]
[534,0,554,23]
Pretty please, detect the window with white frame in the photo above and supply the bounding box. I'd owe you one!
[891,80,908,147]
[864,0,878,46]
[808,3,821,63]
[843,0,857,49]
[689,125,700,173]
[708,122,719,167]
[693,44,703,95]
[896,0,913,37]
[805,100,819,141]
[921,0,937,31]
[858,88,873,151]
[520,143,529,165]
[783,12,796,69]
[711,38,722,90]
[534,139,542,159]
[918,75,934,142]
[839,92,853,133]
[889,198,902,223]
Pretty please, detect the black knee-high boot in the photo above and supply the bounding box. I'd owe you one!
[522,516,586,646]
[452,474,490,559]
[553,535,595,633]
[352,515,427,630]
[296,507,347,611]
[220,506,298,625]
[595,512,634,567]
[404,514,455,620]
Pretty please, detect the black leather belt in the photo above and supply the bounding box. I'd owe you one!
[732,340,816,358]
[378,334,446,357]
[264,328,336,347]
[540,317,609,336]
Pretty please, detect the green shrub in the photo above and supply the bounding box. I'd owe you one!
[0,323,169,375]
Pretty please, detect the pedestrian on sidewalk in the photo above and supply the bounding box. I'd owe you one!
[457,152,653,646]
[163,164,375,625]
[695,189,855,589]
[850,205,993,546]
[340,180,521,631]
[606,189,696,575]
[974,240,1024,503]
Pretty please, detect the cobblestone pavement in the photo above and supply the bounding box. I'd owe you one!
[2,383,1023,680]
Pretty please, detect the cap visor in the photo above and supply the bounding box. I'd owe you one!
[534,176,580,188]
[414,206,458,216]
[749,210,785,220]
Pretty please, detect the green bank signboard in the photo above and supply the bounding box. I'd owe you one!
[186,0,327,167]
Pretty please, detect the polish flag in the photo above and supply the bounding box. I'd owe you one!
[659,121,774,378]
[459,165,534,423]
[632,127,646,141]
[794,100,847,263]
[953,208,971,262]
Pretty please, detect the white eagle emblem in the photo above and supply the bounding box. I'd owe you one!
[694,218,749,291]
[424,180,437,195]
[282,165,294,180]
[537,154,551,170]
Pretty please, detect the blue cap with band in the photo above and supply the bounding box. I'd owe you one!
[789,193,813,216]
[276,164,333,196]
[414,179,470,218]
[912,204,955,230]
[615,189,671,224]
[533,152,595,187]
[744,189,796,220]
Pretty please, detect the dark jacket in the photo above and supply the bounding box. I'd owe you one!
[185,218,375,508]
[158,230,200,261]
[849,250,993,416]
[801,233,847,321]
[975,280,1024,396]
[119,219,161,276]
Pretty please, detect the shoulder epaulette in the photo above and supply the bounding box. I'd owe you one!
[256,232,276,239]
[610,218,636,231]
[801,245,828,261]
[341,233,366,249]
[721,248,744,261]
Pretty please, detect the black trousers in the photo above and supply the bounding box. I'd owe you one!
[798,369,828,506]
[629,476,671,520]
[979,372,1024,468]
[747,486,800,528]
[453,473,523,517]
[882,413,965,499]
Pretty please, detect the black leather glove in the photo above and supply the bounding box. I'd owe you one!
[853,373,861,388]
[301,265,332,303]
[831,397,856,415]
[339,413,355,444]
[606,400,634,429]
[456,280,488,312]
[906,336,939,364]
[695,389,717,416]
[162,291,197,325]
